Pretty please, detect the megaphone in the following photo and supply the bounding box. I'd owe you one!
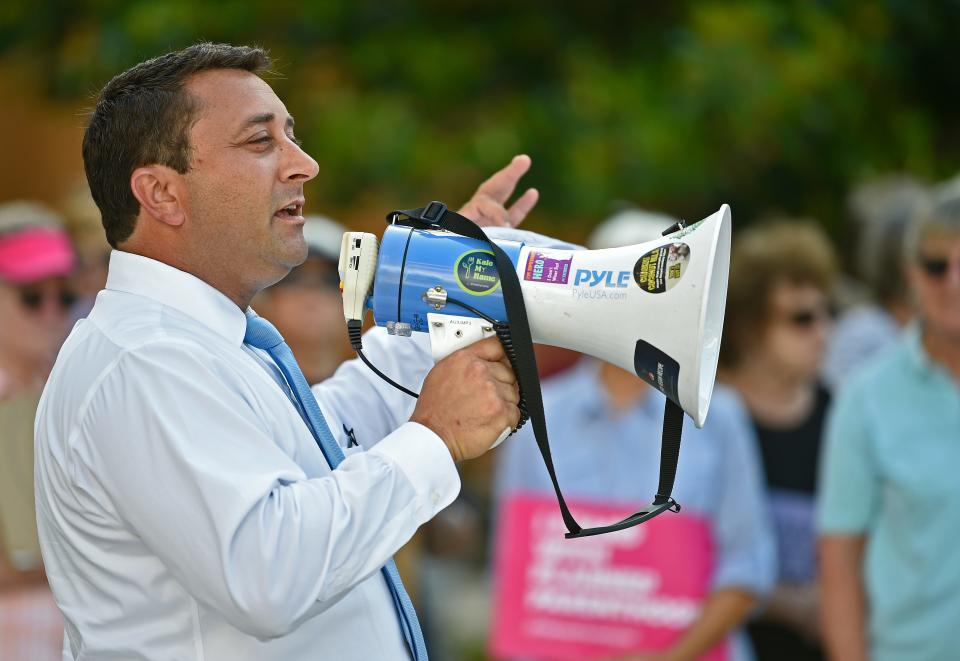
[340,204,731,427]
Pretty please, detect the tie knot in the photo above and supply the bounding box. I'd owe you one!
[244,314,285,350]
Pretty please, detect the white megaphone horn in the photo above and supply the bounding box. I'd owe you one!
[340,204,731,427]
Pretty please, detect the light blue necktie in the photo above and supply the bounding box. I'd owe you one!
[244,313,428,661]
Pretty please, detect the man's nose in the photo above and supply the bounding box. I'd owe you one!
[280,139,320,183]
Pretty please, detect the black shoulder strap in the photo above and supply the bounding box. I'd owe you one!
[389,202,682,538]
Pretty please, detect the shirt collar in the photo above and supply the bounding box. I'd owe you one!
[903,322,960,386]
[105,250,248,345]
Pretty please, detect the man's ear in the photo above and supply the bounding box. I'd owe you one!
[130,165,187,228]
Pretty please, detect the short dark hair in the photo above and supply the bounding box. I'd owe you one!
[720,219,838,369]
[82,43,271,248]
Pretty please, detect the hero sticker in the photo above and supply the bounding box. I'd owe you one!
[454,249,501,295]
[523,250,572,285]
[633,242,691,293]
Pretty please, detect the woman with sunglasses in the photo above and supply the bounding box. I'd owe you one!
[0,200,75,659]
[719,220,839,661]
[818,184,960,661]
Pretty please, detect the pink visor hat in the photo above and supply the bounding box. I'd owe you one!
[0,227,76,284]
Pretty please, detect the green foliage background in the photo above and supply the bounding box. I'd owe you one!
[2,0,958,235]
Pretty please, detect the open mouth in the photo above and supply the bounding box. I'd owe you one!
[274,199,305,222]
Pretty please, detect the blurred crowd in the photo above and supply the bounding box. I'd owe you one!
[2,170,959,661]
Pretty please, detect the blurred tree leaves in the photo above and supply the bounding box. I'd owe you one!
[2,0,958,233]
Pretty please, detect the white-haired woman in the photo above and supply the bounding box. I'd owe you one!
[818,184,960,661]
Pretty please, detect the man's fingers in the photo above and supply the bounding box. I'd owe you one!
[458,154,536,228]
[508,402,522,429]
[468,336,507,362]
[506,187,539,227]
[487,360,517,385]
[476,197,509,226]
[496,380,521,406]
[477,154,532,204]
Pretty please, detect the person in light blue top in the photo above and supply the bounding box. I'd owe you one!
[817,182,960,661]
[493,209,777,661]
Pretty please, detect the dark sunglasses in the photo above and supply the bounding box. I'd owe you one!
[786,307,831,327]
[919,256,960,279]
[19,288,77,312]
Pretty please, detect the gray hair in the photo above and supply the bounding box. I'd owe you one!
[904,177,960,262]
[848,175,928,303]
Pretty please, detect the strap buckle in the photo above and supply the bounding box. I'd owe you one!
[421,200,448,224]
[386,201,448,227]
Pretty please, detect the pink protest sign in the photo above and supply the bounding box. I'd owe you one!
[490,493,728,661]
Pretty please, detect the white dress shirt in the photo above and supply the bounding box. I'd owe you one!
[34,250,461,660]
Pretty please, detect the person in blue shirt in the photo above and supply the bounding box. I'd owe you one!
[818,183,960,661]
[493,210,777,661]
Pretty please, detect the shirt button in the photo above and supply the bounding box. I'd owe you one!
[430,491,441,506]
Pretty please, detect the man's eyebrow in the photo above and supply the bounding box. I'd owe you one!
[234,113,296,137]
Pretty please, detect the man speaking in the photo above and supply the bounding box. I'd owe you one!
[35,42,536,660]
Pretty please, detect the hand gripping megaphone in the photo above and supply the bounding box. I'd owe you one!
[339,201,731,538]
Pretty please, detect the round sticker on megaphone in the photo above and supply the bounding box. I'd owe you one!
[454,249,501,296]
[633,242,690,294]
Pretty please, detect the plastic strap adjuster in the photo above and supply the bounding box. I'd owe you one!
[421,200,448,224]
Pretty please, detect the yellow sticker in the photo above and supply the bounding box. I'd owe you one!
[633,242,690,293]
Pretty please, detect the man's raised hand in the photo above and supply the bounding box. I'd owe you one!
[458,154,539,228]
